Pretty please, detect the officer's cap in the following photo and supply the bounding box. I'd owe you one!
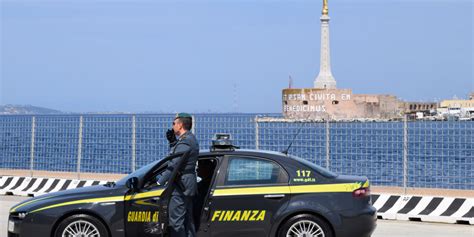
[175,112,192,119]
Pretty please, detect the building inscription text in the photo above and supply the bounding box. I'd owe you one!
[283,93,351,101]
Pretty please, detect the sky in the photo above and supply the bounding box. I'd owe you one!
[0,0,473,113]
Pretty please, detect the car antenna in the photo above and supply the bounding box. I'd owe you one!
[281,122,305,155]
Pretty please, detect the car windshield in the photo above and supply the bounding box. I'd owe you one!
[116,160,159,185]
[290,156,338,178]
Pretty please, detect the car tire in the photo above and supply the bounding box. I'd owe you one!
[278,214,333,237]
[54,214,109,237]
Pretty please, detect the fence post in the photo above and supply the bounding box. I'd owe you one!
[403,115,408,195]
[255,116,259,150]
[325,120,330,169]
[191,115,196,135]
[29,116,36,177]
[132,115,136,172]
[77,116,84,180]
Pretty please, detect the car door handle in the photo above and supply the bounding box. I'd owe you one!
[264,194,285,199]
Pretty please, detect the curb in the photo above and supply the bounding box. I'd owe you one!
[372,194,473,225]
[1,176,472,225]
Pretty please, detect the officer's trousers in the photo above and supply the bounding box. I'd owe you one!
[169,194,196,237]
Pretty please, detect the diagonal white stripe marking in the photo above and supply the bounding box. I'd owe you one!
[49,179,67,193]
[408,197,433,215]
[429,198,454,216]
[451,199,473,218]
[373,195,390,210]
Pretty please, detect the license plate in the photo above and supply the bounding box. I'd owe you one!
[8,220,15,232]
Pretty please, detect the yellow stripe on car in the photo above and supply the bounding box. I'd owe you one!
[290,182,361,194]
[27,181,368,213]
[29,189,165,213]
[213,182,366,197]
[30,196,125,213]
[213,186,291,196]
[10,196,53,213]
[124,189,164,201]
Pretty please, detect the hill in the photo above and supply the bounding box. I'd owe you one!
[0,105,63,115]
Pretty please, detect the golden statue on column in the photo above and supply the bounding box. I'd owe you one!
[322,0,329,15]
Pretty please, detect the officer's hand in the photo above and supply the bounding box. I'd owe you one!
[166,129,177,144]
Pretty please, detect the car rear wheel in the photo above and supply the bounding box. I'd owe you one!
[278,214,333,237]
[54,214,109,237]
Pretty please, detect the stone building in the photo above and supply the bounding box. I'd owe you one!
[282,89,401,120]
[438,93,474,117]
[400,102,437,114]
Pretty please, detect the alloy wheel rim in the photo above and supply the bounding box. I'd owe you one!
[286,220,325,237]
[61,220,100,237]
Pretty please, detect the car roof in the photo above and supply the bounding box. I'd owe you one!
[199,148,293,161]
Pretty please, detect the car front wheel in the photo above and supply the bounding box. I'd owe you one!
[278,214,333,237]
[54,214,109,237]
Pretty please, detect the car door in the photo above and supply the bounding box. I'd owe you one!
[124,151,191,237]
[194,157,220,237]
[204,155,290,237]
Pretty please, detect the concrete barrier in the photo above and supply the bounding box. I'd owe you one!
[373,194,473,225]
[0,176,108,197]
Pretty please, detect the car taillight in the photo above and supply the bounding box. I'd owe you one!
[352,187,370,198]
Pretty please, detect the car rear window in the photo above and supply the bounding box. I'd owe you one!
[291,156,338,178]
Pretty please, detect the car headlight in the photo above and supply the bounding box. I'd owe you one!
[12,212,28,220]
[18,212,28,219]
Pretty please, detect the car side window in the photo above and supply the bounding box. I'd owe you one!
[225,157,286,186]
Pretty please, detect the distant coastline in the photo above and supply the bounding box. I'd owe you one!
[0,105,63,115]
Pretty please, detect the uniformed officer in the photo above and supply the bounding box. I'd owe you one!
[158,113,199,237]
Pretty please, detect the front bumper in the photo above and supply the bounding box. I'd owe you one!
[7,214,22,237]
[8,213,54,237]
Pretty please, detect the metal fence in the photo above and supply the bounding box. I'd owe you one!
[0,114,472,192]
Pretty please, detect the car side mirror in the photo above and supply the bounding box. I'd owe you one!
[126,177,139,192]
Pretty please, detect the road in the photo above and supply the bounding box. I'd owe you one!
[1,195,472,237]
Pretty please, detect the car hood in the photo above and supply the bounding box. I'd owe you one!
[10,184,128,214]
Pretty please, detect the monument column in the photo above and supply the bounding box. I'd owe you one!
[314,0,337,89]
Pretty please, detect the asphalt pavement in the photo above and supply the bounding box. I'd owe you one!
[1,195,472,237]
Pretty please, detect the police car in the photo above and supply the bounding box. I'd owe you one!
[8,134,376,237]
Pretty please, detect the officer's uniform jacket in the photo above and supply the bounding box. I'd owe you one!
[158,131,199,196]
